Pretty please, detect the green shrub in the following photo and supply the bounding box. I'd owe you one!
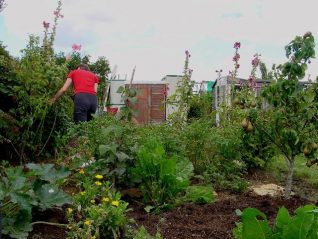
[180,119,214,174]
[188,92,213,120]
[131,137,193,207]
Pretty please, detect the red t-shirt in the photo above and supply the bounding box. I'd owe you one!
[67,69,99,95]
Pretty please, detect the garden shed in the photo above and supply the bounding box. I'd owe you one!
[127,83,166,124]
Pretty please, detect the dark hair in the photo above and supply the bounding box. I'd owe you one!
[78,63,90,71]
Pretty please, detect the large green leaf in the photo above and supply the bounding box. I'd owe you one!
[176,158,194,181]
[282,205,316,239]
[2,209,32,239]
[9,192,35,210]
[26,163,70,183]
[274,207,290,231]
[99,144,117,156]
[35,184,72,210]
[115,151,130,162]
[241,208,272,239]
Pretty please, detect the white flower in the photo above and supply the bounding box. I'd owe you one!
[48,188,54,194]
[81,162,89,168]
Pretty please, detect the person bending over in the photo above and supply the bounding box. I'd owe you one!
[50,63,99,123]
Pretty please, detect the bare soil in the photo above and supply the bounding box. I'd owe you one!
[12,170,316,239]
[22,192,311,239]
[128,192,310,239]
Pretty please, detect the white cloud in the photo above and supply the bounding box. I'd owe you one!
[2,0,318,82]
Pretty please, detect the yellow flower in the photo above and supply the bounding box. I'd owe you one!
[80,191,86,196]
[95,174,103,179]
[67,208,73,214]
[102,197,110,203]
[84,220,91,226]
[92,236,96,239]
[79,168,85,174]
[111,200,119,207]
[90,199,95,204]
[95,181,102,186]
[67,225,72,230]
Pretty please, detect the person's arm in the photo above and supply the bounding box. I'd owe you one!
[94,83,98,93]
[49,78,72,105]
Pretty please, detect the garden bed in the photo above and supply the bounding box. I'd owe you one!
[128,192,310,239]
[25,192,310,239]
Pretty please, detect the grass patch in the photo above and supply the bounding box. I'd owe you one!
[267,155,318,189]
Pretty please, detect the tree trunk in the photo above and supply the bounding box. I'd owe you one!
[284,156,294,199]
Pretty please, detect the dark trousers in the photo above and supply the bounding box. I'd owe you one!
[73,93,97,123]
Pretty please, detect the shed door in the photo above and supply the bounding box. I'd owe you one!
[128,84,166,124]
[150,85,166,123]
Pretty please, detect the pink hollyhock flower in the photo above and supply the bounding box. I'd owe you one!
[233,53,240,62]
[43,21,50,29]
[248,75,256,88]
[251,58,259,67]
[234,42,241,49]
[72,44,82,51]
[185,50,191,58]
[235,64,240,69]
[54,10,64,18]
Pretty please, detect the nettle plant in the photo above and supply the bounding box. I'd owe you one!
[247,32,317,198]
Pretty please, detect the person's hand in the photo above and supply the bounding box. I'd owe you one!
[48,97,56,105]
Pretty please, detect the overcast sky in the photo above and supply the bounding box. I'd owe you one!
[1,0,318,82]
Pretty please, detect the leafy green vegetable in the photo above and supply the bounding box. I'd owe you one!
[233,205,318,239]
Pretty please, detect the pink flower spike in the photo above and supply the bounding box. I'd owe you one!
[43,21,50,29]
[234,42,241,49]
[60,14,64,18]
[72,44,82,51]
[54,10,59,17]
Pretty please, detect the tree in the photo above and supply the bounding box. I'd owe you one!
[248,32,317,198]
